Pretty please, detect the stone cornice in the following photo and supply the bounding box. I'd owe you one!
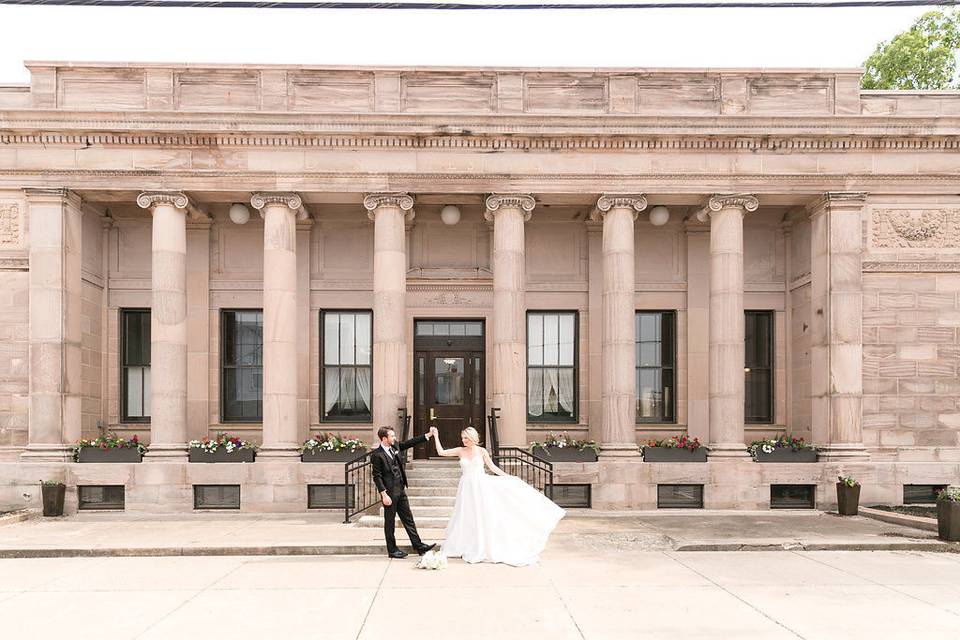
[484,194,536,222]
[863,261,960,272]
[136,191,188,211]
[592,194,648,222]
[806,191,869,217]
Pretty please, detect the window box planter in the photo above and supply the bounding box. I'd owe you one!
[643,447,708,463]
[188,448,256,464]
[301,449,366,463]
[40,482,65,517]
[531,446,598,463]
[754,448,818,463]
[937,488,960,542]
[837,479,861,516]
[77,447,143,463]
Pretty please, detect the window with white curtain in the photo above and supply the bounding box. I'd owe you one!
[322,310,372,422]
[527,311,577,422]
[121,309,151,422]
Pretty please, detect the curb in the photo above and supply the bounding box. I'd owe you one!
[858,506,938,532]
[0,544,392,559]
[674,541,960,552]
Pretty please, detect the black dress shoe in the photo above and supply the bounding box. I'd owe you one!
[388,550,408,559]
[417,543,437,556]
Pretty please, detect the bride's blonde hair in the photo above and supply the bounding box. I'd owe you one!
[461,427,481,445]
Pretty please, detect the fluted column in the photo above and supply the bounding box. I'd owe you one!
[138,192,189,461]
[808,193,869,460]
[252,192,303,458]
[698,194,758,460]
[485,194,535,447]
[592,195,646,457]
[363,193,414,435]
[22,189,82,461]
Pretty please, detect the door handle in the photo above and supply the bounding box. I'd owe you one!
[429,407,436,421]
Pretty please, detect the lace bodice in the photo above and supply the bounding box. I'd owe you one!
[459,452,486,477]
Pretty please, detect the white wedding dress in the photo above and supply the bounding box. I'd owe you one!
[439,452,566,567]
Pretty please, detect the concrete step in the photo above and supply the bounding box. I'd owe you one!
[379,505,454,517]
[357,515,449,528]
[405,468,463,478]
[407,496,457,507]
[406,487,459,497]
[407,477,461,487]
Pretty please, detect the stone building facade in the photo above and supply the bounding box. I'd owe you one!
[0,62,958,513]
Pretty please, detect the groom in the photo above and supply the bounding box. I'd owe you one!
[372,426,437,559]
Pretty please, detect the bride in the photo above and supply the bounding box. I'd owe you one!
[424,425,565,567]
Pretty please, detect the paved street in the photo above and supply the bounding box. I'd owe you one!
[2,549,959,639]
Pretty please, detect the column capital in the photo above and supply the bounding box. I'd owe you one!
[483,193,535,222]
[592,194,648,222]
[251,192,303,214]
[363,192,415,221]
[137,191,189,211]
[806,192,868,217]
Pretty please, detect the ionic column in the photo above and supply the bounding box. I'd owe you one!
[484,194,535,447]
[808,193,869,460]
[22,189,82,461]
[252,193,303,458]
[363,193,415,435]
[138,192,189,461]
[698,194,758,460]
[592,195,646,456]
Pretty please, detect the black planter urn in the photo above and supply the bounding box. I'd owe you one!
[531,446,598,463]
[836,483,861,516]
[300,449,366,463]
[41,484,65,517]
[643,447,708,463]
[754,448,818,463]
[188,448,256,463]
[76,447,143,463]
[937,500,960,542]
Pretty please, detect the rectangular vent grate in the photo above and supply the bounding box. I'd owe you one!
[193,484,240,510]
[657,484,704,509]
[903,484,948,505]
[308,484,355,509]
[548,484,592,508]
[771,484,816,509]
[78,485,125,511]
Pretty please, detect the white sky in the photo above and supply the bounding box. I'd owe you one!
[0,3,933,83]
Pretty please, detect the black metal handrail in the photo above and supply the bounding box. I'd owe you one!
[343,410,409,523]
[487,407,555,500]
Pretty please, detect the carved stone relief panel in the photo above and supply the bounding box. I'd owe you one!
[870,208,960,250]
[0,203,22,248]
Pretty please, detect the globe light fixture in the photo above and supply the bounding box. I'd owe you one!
[648,205,670,226]
[229,202,250,225]
[440,204,461,225]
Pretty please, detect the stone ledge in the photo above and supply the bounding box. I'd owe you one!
[858,505,939,532]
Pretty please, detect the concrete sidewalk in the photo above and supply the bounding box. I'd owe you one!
[0,510,955,557]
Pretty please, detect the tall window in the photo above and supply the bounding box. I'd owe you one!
[636,311,676,423]
[527,312,577,422]
[221,310,263,422]
[745,310,774,423]
[121,309,151,422]
[322,310,372,422]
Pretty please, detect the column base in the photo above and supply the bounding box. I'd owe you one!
[599,443,640,458]
[707,443,751,460]
[20,444,73,462]
[817,443,870,461]
[144,444,188,462]
[257,446,302,460]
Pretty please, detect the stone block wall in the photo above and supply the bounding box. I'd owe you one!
[0,270,28,455]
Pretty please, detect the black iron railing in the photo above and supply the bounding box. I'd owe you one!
[487,407,555,499]
[343,410,409,523]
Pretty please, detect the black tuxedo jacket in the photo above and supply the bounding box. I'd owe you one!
[371,434,428,497]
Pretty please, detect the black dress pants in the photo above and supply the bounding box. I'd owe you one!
[383,490,425,554]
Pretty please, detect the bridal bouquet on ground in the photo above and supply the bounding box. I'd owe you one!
[416,548,448,570]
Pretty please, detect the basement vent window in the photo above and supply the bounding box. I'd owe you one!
[903,484,948,505]
[77,485,125,511]
[308,484,355,510]
[548,484,592,509]
[770,484,816,509]
[657,484,704,509]
[193,485,241,510]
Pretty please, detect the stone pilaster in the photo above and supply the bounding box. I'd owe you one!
[592,195,647,457]
[698,194,758,460]
[363,193,415,436]
[137,191,190,461]
[21,189,82,461]
[485,194,535,447]
[808,193,869,460]
[186,212,212,443]
[685,217,711,444]
[252,192,303,458]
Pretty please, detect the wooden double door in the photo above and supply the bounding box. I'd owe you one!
[412,321,485,459]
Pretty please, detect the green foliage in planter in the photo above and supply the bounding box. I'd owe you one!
[838,475,860,488]
[747,434,813,461]
[937,487,960,502]
[72,433,146,462]
[528,433,600,454]
[299,432,369,455]
[644,434,702,452]
[189,432,257,454]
